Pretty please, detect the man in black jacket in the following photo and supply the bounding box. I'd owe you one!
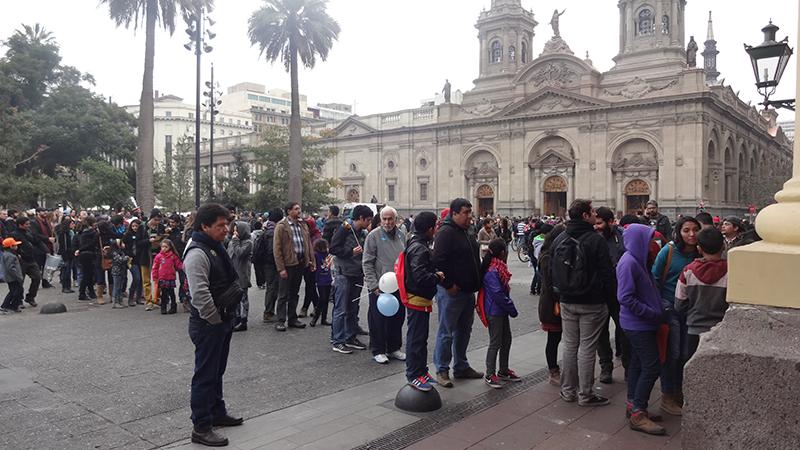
[644,200,672,240]
[11,217,47,307]
[322,205,342,244]
[552,199,614,406]
[432,198,483,387]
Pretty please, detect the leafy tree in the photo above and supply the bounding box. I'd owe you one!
[216,148,253,210]
[248,0,339,204]
[154,136,194,212]
[251,126,339,213]
[2,24,61,110]
[98,0,214,213]
[76,158,135,209]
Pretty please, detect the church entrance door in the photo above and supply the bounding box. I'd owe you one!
[476,184,494,217]
[624,179,650,214]
[543,176,567,217]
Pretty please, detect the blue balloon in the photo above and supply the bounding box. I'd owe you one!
[377,293,399,317]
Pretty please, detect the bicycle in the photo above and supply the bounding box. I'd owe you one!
[517,240,530,263]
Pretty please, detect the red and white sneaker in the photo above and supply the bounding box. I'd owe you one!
[498,369,522,382]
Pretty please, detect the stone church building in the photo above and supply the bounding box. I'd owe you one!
[318,0,793,217]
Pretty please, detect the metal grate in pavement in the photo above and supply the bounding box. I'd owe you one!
[354,366,551,450]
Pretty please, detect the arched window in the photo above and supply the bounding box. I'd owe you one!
[521,41,528,63]
[708,141,716,163]
[638,9,653,35]
[490,40,502,63]
[508,45,516,62]
[661,15,670,34]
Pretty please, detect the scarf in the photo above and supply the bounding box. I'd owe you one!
[191,231,236,279]
[489,257,511,292]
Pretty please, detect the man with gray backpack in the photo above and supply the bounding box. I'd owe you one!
[550,199,615,406]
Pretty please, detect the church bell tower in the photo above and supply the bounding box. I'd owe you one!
[475,0,538,83]
[612,0,687,76]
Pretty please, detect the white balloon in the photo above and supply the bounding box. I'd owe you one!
[379,272,399,293]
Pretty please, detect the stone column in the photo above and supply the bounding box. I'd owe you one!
[683,7,800,448]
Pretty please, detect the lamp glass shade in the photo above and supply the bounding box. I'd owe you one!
[746,41,793,89]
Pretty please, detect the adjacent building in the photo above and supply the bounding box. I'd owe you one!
[124,93,253,169]
[313,0,792,217]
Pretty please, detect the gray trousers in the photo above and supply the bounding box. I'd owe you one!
[560,302,608,402]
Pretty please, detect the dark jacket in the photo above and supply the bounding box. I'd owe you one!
[604,226,626,268]
[555,220,615,305]
[322,216,343,244]
[617,224,662,331]
[11,228,46,264]
[56,224,76,260]
[129,227,151,266]
[405,233,439,302]
[330,221,367,279]
[31,217,54,254]
[647,213,672,241]
[432,220,481,293]
[2,249,23,283]
[78,228,100,255]
[537,244,561,332]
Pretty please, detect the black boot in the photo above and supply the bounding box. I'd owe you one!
[233,319,248,332]
[191,428,228,447]
[309,311,319,327]
[169,301,177,314]
[320,303,331,326]
[160,299,168,315]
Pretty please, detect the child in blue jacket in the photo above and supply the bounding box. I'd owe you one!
[481,238,520,388]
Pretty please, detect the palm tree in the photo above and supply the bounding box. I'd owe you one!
[248,0,340,204]
[99,0,213,213]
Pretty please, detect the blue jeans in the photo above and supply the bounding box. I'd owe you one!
[332,274,362,345]
[433,286,475,374]
[660,309,688,394]
[112,273,125,301]
[128,264,142,301]
[188,316,234,431]
[405,308,429,381]
[625,329,661,412]
[59,258,74,289]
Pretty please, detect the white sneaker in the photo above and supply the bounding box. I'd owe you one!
[388,350,406,361]
[373,354,389,364]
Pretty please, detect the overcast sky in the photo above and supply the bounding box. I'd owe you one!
[2,0,797,120]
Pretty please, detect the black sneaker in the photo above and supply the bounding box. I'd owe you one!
[356,328,369,336]
[24,299,37,307]
[288,320,306,329]
[275,322,287,332]
[345,337,367,350]
[212,414,244,427]
[560,391,577,403]
[578,394,610,407]
[332,343,353,354]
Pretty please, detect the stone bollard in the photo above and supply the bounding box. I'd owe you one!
[394,383,442,413]
[39,303,67,314]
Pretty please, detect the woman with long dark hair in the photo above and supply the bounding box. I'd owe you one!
[537,224,565,386]
[56,216,76,294]
[122,219,144,306]
[77,216,99,301]
[651,216,700,417]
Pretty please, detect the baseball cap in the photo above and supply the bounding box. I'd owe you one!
[2,237,22,248]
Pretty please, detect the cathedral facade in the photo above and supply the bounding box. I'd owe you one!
[318,0,793,217]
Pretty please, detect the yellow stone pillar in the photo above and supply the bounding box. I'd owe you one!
[728,6,800,309]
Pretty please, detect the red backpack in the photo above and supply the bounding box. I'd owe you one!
[394,251,408,306]
[475,287,489,328]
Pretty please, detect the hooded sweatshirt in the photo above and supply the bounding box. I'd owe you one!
[616,224,663,331]
[674,258,728,334]
[227,221,253,290]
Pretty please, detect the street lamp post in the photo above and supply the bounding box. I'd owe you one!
[745,20,795,110]
[184,7,215,208]
[203,64,222,199]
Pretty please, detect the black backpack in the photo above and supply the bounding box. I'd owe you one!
[251,229,275,265]
[550,232,593,297]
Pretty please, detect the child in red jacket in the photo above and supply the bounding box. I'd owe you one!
[151,239,183,314]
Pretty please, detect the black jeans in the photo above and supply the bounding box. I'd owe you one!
[2,281,24,310]
[60,258,74,289]
[315,285,331,320]
[486,315,512,376]
[687,333,701,360]
[625,329,661,412]
[189,316,234,431]
[598,300,629,372]
[367,292,405,356]
[405,308,429,381]
[301,267,318,311]
[263,264,279,315]
[20,261,41,302]
[253,262,266,287]
[160,285,176,313]
[276,265,303,324]
[546,331,562,370]
[78,253,96,298]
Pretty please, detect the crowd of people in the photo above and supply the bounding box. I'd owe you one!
[0,198,756,445]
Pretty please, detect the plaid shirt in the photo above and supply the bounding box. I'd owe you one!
[288,218,306,259]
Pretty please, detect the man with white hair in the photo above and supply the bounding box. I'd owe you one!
[362,206,407,364]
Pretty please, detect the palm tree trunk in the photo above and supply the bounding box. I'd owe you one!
[137,0,157,214]
[288,35,303,205]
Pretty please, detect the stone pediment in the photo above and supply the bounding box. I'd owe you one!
[514,53,598,90]
[332,117,377,137]
[499,88,608,117]
[529,149,574,169]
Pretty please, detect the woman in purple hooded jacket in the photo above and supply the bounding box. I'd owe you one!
[616,223,665,435]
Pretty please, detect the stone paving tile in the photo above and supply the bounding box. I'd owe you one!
[469,414,561,449]
[437,406,525,445]
[405,432,474,450]
[299,422,391,450]
[532,425,612,449]
[496,388,558,418]
[284,414,362,446]
[236,426,302,450]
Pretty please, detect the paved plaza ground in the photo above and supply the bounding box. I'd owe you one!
[0,258,682,449]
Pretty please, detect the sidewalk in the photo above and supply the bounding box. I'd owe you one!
[166,330,550,450]
[407,364,682,450]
